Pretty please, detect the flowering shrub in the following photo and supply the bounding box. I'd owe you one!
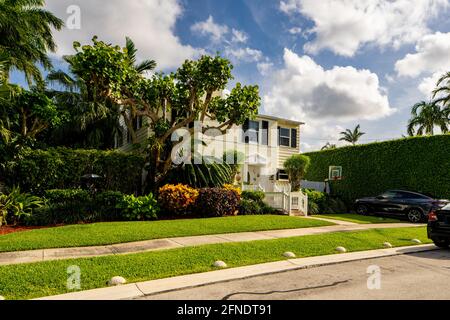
[158,184,199,215]
[195,188,240,217]
[223,184,241,199]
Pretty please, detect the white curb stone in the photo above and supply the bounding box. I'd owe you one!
[336,246,347,253]
[108,276,127,286]
[383,242,393,248]
[213,261,227,268]
[412,239,422,244]
[283,252,296,258]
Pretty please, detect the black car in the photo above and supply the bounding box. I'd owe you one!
[355,190,449,223]
[428,204,450,248]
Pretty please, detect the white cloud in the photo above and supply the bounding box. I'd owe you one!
[225,47,263,63]
[191,15,229,43]
[231,29,248,43]
[288,27,302,35]
[419,71,446,99]
[263,49,395,122]
[257,62,274,75]
[45,0,198,70]
[395,32,450,78]
[280,0,449,57]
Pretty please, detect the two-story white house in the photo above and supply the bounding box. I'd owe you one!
[115,112,304,194]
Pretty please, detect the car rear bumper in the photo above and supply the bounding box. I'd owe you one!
[427,226,450,240]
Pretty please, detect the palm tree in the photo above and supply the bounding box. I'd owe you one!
[407,101,448,136]
[0,0,63,85]
[433,72,450,108]
[125,37,157,74]
[321,142,337,150]
[339,125,365,145]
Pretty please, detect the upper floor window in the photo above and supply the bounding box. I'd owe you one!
[243,120,260,144]
[133,116,143,131]
[278,127,298,148]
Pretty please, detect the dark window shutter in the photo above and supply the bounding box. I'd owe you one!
[243,119,250,143]
[291,128,298,148]
[262,121,269,145]
[277,126,281,146]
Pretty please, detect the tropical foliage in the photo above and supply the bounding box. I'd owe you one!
[158,184,199,215]
[283,154,311,191]
[195,188,240,217]
[0,187,43,226]
[407,101,448,136]
[321,142,336,150]
[116,194,159,221]
[339,124,365,145]
[0,0,63,85]
[66,37,260,190]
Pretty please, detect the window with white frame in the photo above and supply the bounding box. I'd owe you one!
[279,128,290,146]
[243,120,260,144]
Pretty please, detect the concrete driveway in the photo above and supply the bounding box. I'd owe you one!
[139,249,450,300]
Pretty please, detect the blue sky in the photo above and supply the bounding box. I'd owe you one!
[12,0,450,151]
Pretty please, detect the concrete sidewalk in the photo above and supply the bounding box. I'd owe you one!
[0,221,422,266]
[35,244,437,300]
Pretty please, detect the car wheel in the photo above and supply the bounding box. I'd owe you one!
[356,204,369,215]
[432,239,450,249]
[407,208,423,223]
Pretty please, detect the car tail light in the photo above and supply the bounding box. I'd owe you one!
[428,211,438,222]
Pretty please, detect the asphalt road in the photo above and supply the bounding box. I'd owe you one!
[140,249,450,300]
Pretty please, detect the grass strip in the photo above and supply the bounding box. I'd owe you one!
[0,215,332,253]
[0,227,430,300]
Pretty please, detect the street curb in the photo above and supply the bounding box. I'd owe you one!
[35,244,437,300]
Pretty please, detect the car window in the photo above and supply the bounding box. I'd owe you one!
[381,191,397,199]
[397,192,429,199]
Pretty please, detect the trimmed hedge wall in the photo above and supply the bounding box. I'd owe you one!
[304,135,450,203]
[6,148,145,195]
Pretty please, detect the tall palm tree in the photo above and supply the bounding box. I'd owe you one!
[339,125,365,145]
[407,101,448,136]
[0,0,63,85]
[433,72,450,108]
[125,37,157,74]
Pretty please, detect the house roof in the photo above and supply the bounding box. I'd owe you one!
[257,114,305,126]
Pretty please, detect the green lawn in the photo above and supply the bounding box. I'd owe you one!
[0,227,430,300]
[0,215,333,252]
[314,213,402,224]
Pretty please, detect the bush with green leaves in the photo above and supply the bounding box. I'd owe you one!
[95,191,124,221]
[0,187,44,226]
[303,189,347,215]
[239,191,276,215]
[241,191,265,202]
[116,194,159,221]
[284,154,310,191]
[195,188,240,217]
[5,147,145,195]
[305,135,450,203]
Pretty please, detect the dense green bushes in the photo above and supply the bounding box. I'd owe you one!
[303,189,347,215]
[27,189,159,225]
[305,135,450,203]
[239,191,277,215]
[5,148,145,195]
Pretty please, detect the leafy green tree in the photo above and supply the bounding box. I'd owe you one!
[68,37,260,190]
[44,37,157,149]
[0,0,63,85]
[284,154,311,191]
[407,101,448,136]
[339,125,365,145]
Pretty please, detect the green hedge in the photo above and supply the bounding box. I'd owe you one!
[6,148,145,195]
[304,135,450,203]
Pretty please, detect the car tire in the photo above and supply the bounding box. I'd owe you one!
[432,239,450,249]
[356,204,369,215]
[407,208,423,223]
